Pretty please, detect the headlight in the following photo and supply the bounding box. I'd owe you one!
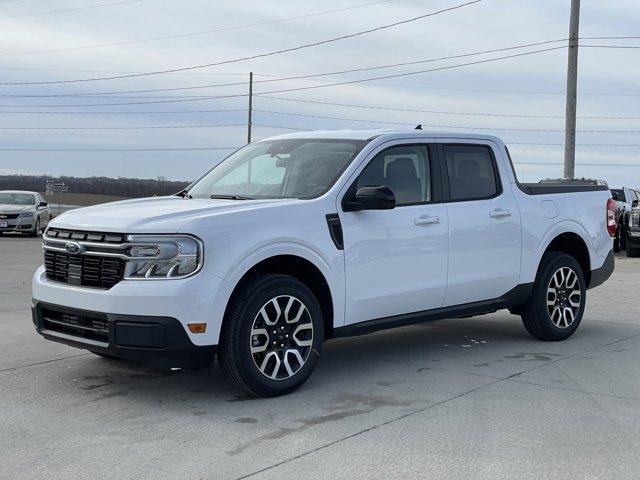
[19,212,34,218]
[123,235,203,280]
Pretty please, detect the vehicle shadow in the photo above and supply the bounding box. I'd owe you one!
[55,312,606,409]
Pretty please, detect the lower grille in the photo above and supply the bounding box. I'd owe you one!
[44,251,125,289]
[42,308,109,343]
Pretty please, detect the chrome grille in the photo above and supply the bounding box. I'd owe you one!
[43,228,127,289]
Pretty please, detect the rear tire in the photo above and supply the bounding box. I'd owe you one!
[218,274,324,397]
[521,251,586,341]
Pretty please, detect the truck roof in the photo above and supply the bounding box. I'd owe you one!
[264,129,504,144]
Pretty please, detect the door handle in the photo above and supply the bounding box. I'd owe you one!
[414,215,440,226]
[489,208,512,218]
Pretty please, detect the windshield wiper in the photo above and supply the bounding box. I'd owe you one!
[175,189,192,199]
[209,194,254,200]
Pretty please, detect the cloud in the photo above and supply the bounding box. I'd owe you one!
[0,0,638,187]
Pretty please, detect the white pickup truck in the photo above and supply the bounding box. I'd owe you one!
[32,130,616,397]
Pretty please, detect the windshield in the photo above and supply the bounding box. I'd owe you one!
[611,189,626,202]
[188,139,368,200]
[0,193,35,205]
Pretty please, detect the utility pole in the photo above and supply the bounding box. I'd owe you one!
[247,71,253,144]
[563,0,580,178]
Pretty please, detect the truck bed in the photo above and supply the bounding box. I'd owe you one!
[517,183,609,195]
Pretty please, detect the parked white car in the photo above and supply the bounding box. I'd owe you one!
[32,130,616,396]
[0,190,51,236]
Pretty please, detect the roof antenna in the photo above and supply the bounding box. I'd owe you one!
[415,124,422,130]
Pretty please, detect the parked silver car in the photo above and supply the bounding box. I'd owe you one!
[0,190,51,237]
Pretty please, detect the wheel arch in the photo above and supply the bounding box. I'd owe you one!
[540,232,591,287]
[221,254,336,340]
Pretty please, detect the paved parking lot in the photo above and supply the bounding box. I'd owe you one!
[2,235,639,479]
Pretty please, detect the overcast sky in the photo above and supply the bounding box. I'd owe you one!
[0,0,638,186]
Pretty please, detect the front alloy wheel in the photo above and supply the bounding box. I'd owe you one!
[250,295,314,380]
[218,274,323,397]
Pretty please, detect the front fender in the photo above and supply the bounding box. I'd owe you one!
[211,240,345,338]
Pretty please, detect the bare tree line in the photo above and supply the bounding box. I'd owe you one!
[0,174,189,198]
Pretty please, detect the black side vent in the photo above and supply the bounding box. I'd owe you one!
[325,214,344,250]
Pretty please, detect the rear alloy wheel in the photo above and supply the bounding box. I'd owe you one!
[546,267,582,329]
[218,274,323,397]
[521,252,586,341]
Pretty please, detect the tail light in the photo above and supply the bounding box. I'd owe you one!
[606,198,618,237]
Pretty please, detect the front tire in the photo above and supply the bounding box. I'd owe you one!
[29,217,40,237]
[521,252,586,341]
[218,274,324,397]
[627,245,640,257]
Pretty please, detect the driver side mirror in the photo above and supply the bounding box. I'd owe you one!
[38,201,48,208]
[611,192,619,201]
[633,200,639,208]
[344,185,396,212]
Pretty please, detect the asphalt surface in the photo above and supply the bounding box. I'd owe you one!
[1,235,639,479]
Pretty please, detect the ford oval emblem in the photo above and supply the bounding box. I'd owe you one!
[65,242,82,254]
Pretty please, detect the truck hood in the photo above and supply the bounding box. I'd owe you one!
[49,196,300,233]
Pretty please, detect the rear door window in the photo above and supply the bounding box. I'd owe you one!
[443,145,500,201]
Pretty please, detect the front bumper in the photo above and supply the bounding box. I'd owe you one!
[32,301,216,368]
[0,218,35,232]
[32,265,225,347]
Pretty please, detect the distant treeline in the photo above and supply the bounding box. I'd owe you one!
[0,175,190,198]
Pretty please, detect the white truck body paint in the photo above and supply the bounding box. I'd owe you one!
[32,130,614,348]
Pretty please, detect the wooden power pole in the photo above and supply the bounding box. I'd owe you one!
[563,0,581,178]
[247,71,253,144]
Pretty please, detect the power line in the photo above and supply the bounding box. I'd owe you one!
[0,147,240,152]
[254,109,640,133]
[258,95,640,120]
[0,122,305,131]
[0,0,395,56]
[0,0,483,85]
[0,0,140,20]
[510,143,640,147]
[0,123,247,130]
[515,161,640,167]
[362,82,640,97]
[580,35,640,40]
[0,66,270,76]
[580,44,640,49]
[0,109,247,115]
[0,92,248,107]
[0,46,567,107]
[3,143,640,153]
[0,39,569,97]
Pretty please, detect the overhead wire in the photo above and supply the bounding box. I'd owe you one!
[0,39,570,97]
[0,0,396,56]
[0,0,484,85]
[0,0,140,20]
[257,95,640,120]
[0,46,568,107]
